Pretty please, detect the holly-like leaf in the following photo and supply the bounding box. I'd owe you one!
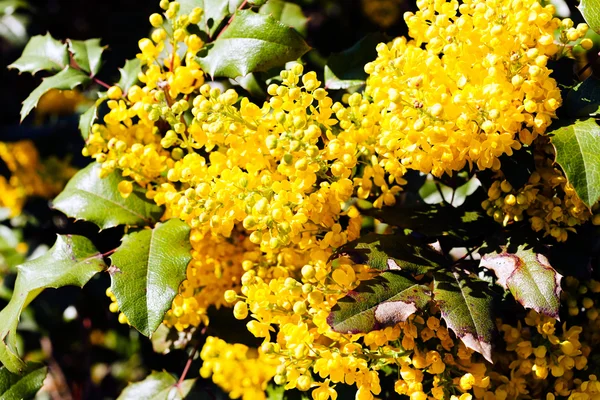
[53,163,164,230]
[433,270,495,362]
[117,58,142,94]
[480,245,562,319]
[579,0,600,34]
[259,0,307,36]
[0,362,48,400]
[110,219,192,337]
[550,118,600,208]
[117,371,195,400]
[328,271,430,333]
[68,38,105,76]
[197,10,310,79]
[0,235,106,373]
[8,33,68,74]
[332,233,446,274]
[20,67,90,121]
[179,0,240,37]
[79,97,107,141]
[324,33,387,90]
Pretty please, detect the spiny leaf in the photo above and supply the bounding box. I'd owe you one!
[79,97,106,141]
[433,270,495,363]
[328,271,430,333]
[68,38,105,76]
[20,67,90,121]
[8,33,68,74]
[110,219,192,337]
[480,245,562,319]
[179,0,240,37]
[0,362,48,400]
[324,33,387,90]
[579,0,600,34]
[197,10,310,79]
[53,163,164,230]
[0,235,105,373]
[550,118,600,208]
[259,0,308,36]
[332,232,446,274]
[117,371,195,400]
[117,58,142,94]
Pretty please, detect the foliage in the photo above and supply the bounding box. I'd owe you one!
[2,0,600,399]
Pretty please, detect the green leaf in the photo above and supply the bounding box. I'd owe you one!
[0,235,106,373]
[117,371,195,400]
[433,270,495,362]
[8,33,68,74]
[0,362,48,400]
[259,0,307,36]
[0,226,24,271]
[79,97,106,141]
[550,118,600,208]
[234,73,267,98]
[117,58,142,94]
[328,271,430,333]
[197,10,310,79]
[20,67,90,121]
[579,0,600,34]
[419,176,480,207]
[110,219,192,336]
[179,0,239,37]
[324,33,387,90]
[53,163,164,230]
[68,38,105,76]
[0,0,29,14]
[333,233,446,274]
[481,245,562,319]
[566,76,600,118]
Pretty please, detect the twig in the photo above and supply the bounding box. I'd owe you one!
[176,327,206,387]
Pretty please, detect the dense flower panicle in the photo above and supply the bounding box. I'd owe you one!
[82,0,600,398]
[482,139,600,241]
[200,337,278,400]
[163,230,254,331]
[0,140,75,216]
[364,0,584,178]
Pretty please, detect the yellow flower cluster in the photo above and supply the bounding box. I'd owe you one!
[482,139,599,241]
[199,336,278,400]
[163,230,253,331]
[0,140,75,216]
[82,0,600,398]
[364,0,585,177]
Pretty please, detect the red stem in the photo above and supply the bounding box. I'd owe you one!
[101,248,117,258]
[92,77,111,90]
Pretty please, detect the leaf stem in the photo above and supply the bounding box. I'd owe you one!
[101,248,117,258]
[177,328,205,387]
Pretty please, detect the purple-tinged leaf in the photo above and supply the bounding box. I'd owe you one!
[328,271,430,334]
[481,246,562,319]
[433,271,495,363]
